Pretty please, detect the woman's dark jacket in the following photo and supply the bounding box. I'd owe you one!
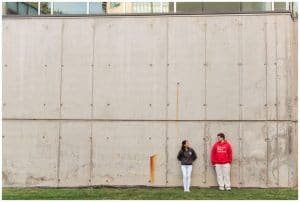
[177,147,197,165]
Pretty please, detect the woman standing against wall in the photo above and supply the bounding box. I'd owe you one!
[177,140,197,192]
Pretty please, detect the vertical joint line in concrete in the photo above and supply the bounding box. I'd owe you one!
[204,22,207,119]
[175,83,180,137]
[285,19,292,186]
[203,122,208,184]
[57,20,64,187]
[238,17,243,120]
[275,18,280,187]
[239,121,244,187]
[176,83,180,121]
[264,18,269,187]
[203,21,208,184]
[165,18,169,185]
[237,17,243,187]
[89,19,96,186]
[59,21,64,120]
[264,20,269,120]
[285,17,291,120]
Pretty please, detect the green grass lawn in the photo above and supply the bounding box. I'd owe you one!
[3,187,298,200]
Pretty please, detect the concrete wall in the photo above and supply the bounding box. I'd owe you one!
[2,13,297,188]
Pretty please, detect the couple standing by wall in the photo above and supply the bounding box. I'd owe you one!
[177,133,232,192]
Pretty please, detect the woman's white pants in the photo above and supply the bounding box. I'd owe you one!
[181,165,192,191]
[215,163,231,190]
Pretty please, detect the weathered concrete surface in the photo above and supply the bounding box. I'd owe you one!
[61,19,94,119]
[205,17,240,120]
[93,18,167,120]
[92,121,166,186]
[241,122,267,187]
[2,19,62,119]
[241,16,266,120]
[2,13,297,188]
[2,120,59,187]
[58,121,91,187]
[167,17,205,120]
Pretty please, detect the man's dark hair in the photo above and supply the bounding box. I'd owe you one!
[217,133,225,139]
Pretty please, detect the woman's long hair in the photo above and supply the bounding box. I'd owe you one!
[181,140,187,151]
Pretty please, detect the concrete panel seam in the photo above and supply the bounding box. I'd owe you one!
[2,118,297,122]
[57,20,65,187]
[165,17,169,185]
[203,21,208,184]
[285,15,292,121]
[275,17,280,187]
[204,22,207,118]
[89,19,96,186]
[238,16,243,187]
[264,17,270,187]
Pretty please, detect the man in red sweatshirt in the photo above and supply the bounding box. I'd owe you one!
[211,133,232,191]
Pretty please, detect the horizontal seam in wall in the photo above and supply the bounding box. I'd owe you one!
[2,118,298,122]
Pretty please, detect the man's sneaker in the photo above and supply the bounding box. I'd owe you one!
[225,187,231,191]
[219,187,225,191]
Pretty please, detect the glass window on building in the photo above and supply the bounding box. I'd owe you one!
[132,2,151,13]
[4,2,38,15]
[89,2,106,14]
[27,2,38,15]
[203,2,241,12]
[274,2,287,11]
[6,2,18,14]
[131,2,169,13]
[53,2,87,15]
[40,2,51,15]
[162,2,169,13]
[176,2,203,13]
[152,2,161,13]
[1,2,298,17]
[241,2,272,12]
[18,2,28,15]
[169,2,174,13]
[106,2,124,14]
[291,1,298,18]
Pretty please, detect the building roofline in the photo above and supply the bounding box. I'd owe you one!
[2,11,293,19]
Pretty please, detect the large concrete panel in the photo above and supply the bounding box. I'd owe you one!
[2,120,59,187]
[61,19,94,119]
[205,122,240,187]
[289,122,298,187]
[166,122,204,187]
[241,122,267,187]
[93,18,167,120]
[266,16,278,120]
[167,17,205,120]
[276,15,292,120]
[265,15,293,121]
[267,122,297,187]
[3,19,62,119]
[59,121,91,187]
[267,122,278,187]
[290,21,298,122]
[92,121,166,186]
[241,16,266,120]
[206,17,239,120]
